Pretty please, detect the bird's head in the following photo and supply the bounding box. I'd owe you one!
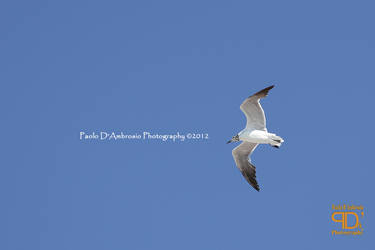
[227,134,239,144]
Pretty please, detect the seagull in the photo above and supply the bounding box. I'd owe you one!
[227,85,284,191]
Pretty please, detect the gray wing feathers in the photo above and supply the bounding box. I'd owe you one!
[232,142,260,191]
[240,85,274,130]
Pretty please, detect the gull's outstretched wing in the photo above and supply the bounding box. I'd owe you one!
[232,142,260,191]
[240,85,274,130]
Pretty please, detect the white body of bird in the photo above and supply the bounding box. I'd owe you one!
[238,129,284,147]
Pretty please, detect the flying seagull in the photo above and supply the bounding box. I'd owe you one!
[227,85,284,191]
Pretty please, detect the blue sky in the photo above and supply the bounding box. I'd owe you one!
[1,0,374,249]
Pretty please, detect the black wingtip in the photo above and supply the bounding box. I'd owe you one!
[250,85,275,99]
[264,85,275,92]
[247,177,260,192]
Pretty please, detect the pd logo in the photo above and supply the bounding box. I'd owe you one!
[331,204,364,235]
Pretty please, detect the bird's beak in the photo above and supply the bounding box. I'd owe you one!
[227,139,233,144]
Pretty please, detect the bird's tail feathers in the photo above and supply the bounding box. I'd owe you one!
[268,133,284,147]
